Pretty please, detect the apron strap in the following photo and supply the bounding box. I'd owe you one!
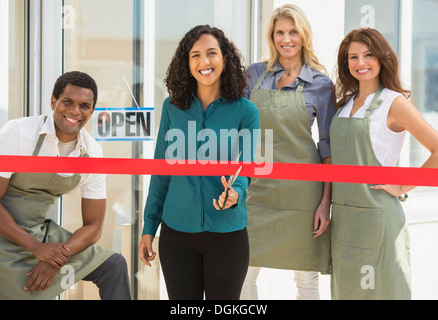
[254,69,269,90]
[254,68,306,92]
[32,134,46,156]
[364,85,384,119]
[333,106,344,117]
[80,150,90,157]
[32,116,49,157]
[296,80,305,93]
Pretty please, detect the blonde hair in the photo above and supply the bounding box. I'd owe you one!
[265,4,327,74]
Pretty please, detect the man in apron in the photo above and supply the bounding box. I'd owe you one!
[0,71,131,300]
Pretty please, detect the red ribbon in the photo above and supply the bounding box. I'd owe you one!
[1,155,438,187]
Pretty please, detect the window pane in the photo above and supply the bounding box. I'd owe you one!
[344,0,400,54]
[411,0,438,166]
[62,0,137,300]
[0,0,26,127]
[61,0,254,300]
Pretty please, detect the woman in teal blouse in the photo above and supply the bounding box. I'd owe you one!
[138,25,259,300]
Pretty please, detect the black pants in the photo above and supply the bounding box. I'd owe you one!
[159,223,249,300]
[83,253,132,300]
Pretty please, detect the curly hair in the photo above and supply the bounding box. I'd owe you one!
[52,71,98,107]
[335,28,411,109]
[165,25,247,110]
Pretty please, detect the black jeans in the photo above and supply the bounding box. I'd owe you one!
[159,223,249,300]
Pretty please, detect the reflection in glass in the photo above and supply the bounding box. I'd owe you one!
[412,0,438,166]
[62,0,137,300]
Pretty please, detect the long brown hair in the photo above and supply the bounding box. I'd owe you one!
[335,28,411,108]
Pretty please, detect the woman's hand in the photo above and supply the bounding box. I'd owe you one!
[313,201,331,238]
[213,176,239,210]
[370,184,412,197]
[139,234,156,267]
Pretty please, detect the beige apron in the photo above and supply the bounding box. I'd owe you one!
[247,69,331,273]
[0,132,113,300]
[330,86,411,299]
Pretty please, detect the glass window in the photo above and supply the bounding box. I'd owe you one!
[62,0,138,300]
[153,0,252,130]
[0,0,26,127]
[410,0,438,167]
[409,0,438,300]
[0,1,8,126]
[61,0,255,300]
[412,0,438,118]
[344,0,400,54]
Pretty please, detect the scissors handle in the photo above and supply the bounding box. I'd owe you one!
[220,187,230,210]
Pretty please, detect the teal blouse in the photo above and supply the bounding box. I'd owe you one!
[142,94,260,235]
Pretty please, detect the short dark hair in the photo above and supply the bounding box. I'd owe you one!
[165,25,247,110]
[52,71,98,107]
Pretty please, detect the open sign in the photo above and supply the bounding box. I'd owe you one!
[92,107,154,141]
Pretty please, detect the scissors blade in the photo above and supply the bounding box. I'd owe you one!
[220,151,242,210]
[227,165,242,187]
[227,151,242,185]
[233,151,242,163]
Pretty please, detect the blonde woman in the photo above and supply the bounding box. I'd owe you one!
[242,4,335,300]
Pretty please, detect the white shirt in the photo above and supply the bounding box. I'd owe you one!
[338,88,407,167]
[0,112,106,199]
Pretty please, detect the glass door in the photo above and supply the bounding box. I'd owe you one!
[61,0,144,300]
[0,0,27,127]
[61,0,256,299]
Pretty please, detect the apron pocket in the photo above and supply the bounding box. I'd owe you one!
[332,203,384,250]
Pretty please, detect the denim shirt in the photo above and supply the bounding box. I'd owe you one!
[142,95,260,236]
[245,61,336,159]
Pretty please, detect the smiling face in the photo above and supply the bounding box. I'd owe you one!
[189,33,224,95]
[347,41,381,85]
[51,84,95,142]
[273,17,303,63]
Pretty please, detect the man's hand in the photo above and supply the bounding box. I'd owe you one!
[24,261,59,294]
[31,242,70,268]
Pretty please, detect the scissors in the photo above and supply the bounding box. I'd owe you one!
[221,153,242,210]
